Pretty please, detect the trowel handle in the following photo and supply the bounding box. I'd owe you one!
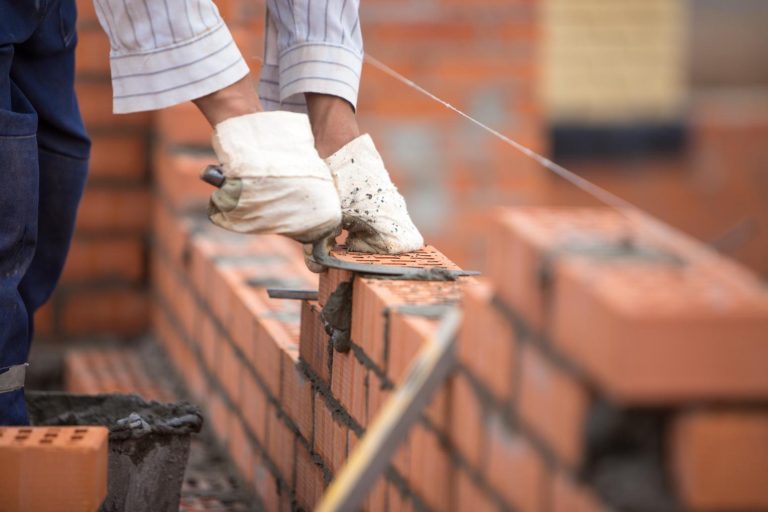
[201,165,226,188]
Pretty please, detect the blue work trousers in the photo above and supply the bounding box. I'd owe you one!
[0,0,90,425]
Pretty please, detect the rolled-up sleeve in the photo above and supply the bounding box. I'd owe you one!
[93,0,250,113]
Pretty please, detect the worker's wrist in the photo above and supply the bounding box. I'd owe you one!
[193,75,263,127]
[305,93,360,158]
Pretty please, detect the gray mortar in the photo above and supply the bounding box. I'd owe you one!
[27,391,202,512]
[321,280,354,353]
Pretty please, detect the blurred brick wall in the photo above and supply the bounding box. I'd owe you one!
[356,0,547,267]
[34,0,153,341]
[545,92,768,277]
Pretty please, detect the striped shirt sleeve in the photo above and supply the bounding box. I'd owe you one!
[93,0,249,113]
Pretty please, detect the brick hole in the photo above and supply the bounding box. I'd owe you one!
[74,428,88,434]
[43,432,58,438]
[40,438,53,444]
[14,434,29,441]
[70,434,84,441]
[18,428,32,433]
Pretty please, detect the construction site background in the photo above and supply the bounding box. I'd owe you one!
[23,0,768,511]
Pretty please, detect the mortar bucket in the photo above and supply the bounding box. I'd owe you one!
[26,391,203,512]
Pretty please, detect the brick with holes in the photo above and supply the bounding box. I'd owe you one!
[0,426,108,512]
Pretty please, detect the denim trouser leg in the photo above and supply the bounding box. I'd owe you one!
[0,94,39,425]
[0,0,89,425]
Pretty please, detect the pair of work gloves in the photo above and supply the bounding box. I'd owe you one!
[207,111,424,270]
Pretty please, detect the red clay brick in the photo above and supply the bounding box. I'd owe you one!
[491,207,768,402]
[553,253,768,402]
[155,102,211,147]
[331,425,350,474]
[253,459,280,511]
[75,81,151,129]
[88,132,147,181]
[266,406,295,484]
[300,300,331,383]
[485,415,550,512]
[60,288,149,337]
[551,471,605,512]
[75,29,111,77]
[282,357,314,440]
[350,278,399,368]
[0,426,108,512]
[151,200,191,267]
[252,317,287,397]
[313,393,348,473]
[242,372,269,443]
[458,279,517,402]
[313,393,336,470]
[367,374,391,421]
[313,394,347,473]
[408,424,451,511]
[153,147,213,212]
[331,350,368,426]
[518,343,590,468]
[61,236,144,284]
[229,417,254,483]
[208,392,232,445]
[449,372,486,470]
[218,339,242,408]
[34,301,55,339]
[75,186,151,233]
[366,476,388,512]
[670,409,768,510]
[64,348,175,402]
[454,468,497,512]
[295,442,325,509]
[387,313,436,384]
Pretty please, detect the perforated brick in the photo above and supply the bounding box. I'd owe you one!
[0,426,108,512]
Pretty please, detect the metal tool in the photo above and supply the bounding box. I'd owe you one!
[201,165,480,279]
[266,289,319,300]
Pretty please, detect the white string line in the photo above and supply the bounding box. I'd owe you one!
[363,53,764,283]
[364,53,640,213]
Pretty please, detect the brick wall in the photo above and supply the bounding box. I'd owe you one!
[151,142,768,511]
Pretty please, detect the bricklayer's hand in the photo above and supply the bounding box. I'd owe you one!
[325,134,424,254]
[207,111,341,244]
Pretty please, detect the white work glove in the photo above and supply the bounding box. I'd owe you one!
[325,134,424,253]
[208,112,341,243]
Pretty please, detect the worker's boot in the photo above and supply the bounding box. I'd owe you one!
[208,111,341,243]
